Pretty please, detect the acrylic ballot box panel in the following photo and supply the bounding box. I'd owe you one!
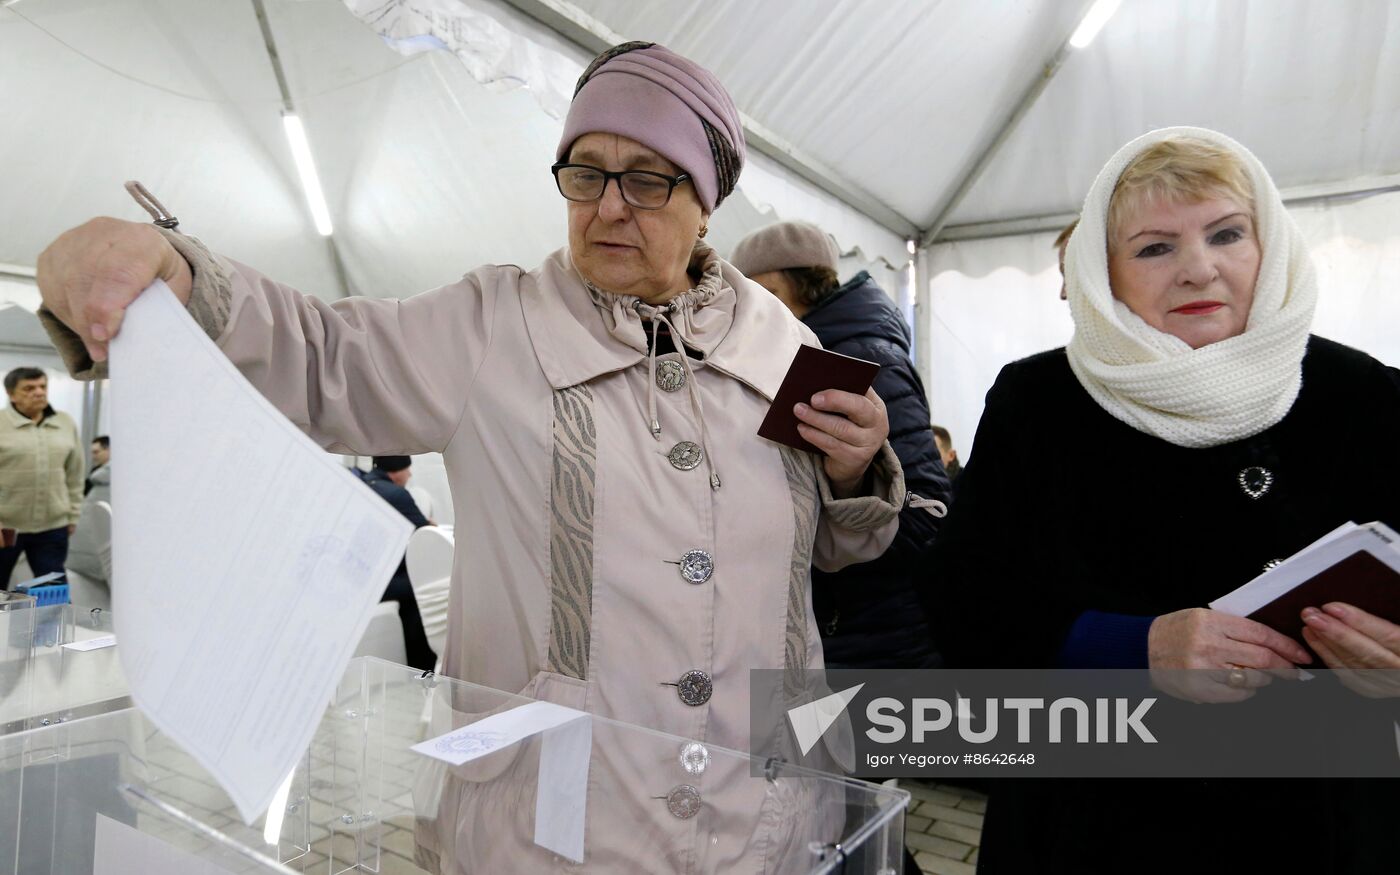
[0,657,908,874]
[0,598,125,737]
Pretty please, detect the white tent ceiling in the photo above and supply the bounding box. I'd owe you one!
[3,0,1399,302]
[565,0,1400,230]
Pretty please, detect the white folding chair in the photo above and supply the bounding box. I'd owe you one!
[66,500,112,612]
[353,601,408,665]
[405,526,454,662]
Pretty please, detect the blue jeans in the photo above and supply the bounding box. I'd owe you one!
[0,526,69,590]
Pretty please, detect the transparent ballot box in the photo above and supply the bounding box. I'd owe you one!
[1,657,908,874]
[0,595,125,736]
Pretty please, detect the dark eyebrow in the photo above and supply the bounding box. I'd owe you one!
[566,151,673,173]
[1126,211,1250,243]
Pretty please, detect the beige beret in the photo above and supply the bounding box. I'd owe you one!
[729,220,840,277]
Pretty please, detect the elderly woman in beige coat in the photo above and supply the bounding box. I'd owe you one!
[36,43,905,872]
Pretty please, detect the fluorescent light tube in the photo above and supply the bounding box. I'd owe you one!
[1069,0,1121,50]
[282,113,334,237]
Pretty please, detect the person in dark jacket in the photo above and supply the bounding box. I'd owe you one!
[927,128,1400,873]
[930,424,962,482]
[732,220,952,670]
[358,455,438,671]
[85,435,110,495]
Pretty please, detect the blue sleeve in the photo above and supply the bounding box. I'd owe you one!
[1056,611,1156,669]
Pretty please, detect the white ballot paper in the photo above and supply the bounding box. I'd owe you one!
[61,634,116,652]
[109,282,413,823]
[413,701,592,862]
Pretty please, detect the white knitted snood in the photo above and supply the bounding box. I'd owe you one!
[1063,126,1318,449]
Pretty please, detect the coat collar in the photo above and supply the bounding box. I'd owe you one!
[520,244,811,401]
[3,405,55,428]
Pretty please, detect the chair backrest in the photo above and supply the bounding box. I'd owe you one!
[406,485,434,521]
[65,499,113,586]
[90,501,113,582]
[405,526,454,658]
[353,601,407,665]
[63,500,113,611]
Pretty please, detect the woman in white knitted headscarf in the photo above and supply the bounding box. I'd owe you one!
[926,127,1400,874]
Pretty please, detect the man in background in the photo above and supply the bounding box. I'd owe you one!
[68,436,112,595]
[85,435,110,495]
[358,455,437,671]
[931,424,962,482]
[0,367,83,588]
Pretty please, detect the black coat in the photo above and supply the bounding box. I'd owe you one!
[358,467,430,584]
[361,469,431,530]
[926,336,1400,873]
[804,272,952,668]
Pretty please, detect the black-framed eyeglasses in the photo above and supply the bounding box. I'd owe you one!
[551,163,691,210]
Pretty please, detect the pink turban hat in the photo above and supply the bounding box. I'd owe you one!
[557,42,746,213]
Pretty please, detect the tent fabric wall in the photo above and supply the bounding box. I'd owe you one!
[925,190,1400,462]
[0,279,41,314]
[564,0,1400,229]
[921,233,1073,461]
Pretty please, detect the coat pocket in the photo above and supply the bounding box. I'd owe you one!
[525,669,591,711]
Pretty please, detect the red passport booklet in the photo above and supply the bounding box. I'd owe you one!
[757,345,879,455]
[1210,521,1400,649]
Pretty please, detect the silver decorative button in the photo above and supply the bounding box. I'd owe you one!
[676,670,713,706]
[668,441,703,471]
[665,784,702,819]
[1238,466,1274,499]
[678,549,714,584]
[656,360,686,393]
[679,742,710,775]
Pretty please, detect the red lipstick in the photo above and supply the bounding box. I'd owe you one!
[1171,301,1223,315]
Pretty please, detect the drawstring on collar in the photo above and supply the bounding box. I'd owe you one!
[905,492,948,518]
[637,299,722,490]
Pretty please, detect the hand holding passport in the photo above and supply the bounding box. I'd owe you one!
[758,345,880,455]
[1211,521,1400,665]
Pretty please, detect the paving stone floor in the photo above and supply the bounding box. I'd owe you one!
[902,779,986,875]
